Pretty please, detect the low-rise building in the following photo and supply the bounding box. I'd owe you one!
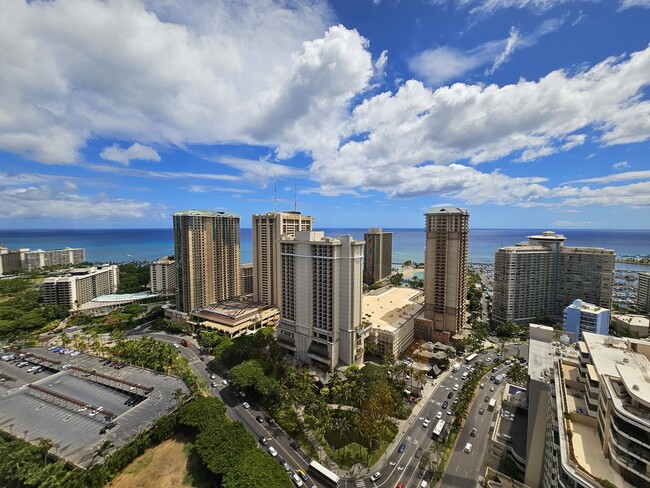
[41,265,119,309]
[363,287,423,358]
[190,298,279,338]
[611,313,650,338]
[563,299,610,341]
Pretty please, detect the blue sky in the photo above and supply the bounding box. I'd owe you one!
[2,0,650,229]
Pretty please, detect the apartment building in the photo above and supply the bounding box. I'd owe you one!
[638,272,650,314]
[150,256,177,294]
[173,210,241,313]
[493,231,615,325]
[563,299,610,341]
[535,331,649,488]
[276,231,365,372]
[415,208,469,343]
[240,263,253,295]
[363,228,393,285]
[0,246,22,276]
[41,265,119,309]
[22,247,85,271]
[252,211,313,307]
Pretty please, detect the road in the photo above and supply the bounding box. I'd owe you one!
[132,325,528,488]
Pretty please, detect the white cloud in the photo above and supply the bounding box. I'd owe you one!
[613,161,630,170]
[552,220,600,227]
[565,170,650,184]
[85,163,240,181]
[100,143,161,165]
[213,156,307,186]
[409,18,563,85]
[620,0,650,9]
[464,0,578,15]
[184,185,253,193]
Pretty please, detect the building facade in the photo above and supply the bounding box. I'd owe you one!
[563,299,610,340]
[493,231,615,325]
[276,231,365,372]
[22,248,85,271]
[363,228,393,285]
[252,211,313,307]
[0,246,22,276]
[240,263,253,295]
[638,272,650,314]
[150,256,177,294]
[41,265,119,309]
[173,210,241,313]
[416,208,469,343]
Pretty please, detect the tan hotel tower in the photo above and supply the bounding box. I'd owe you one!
[252,211,313,307]
[415,208,469,343]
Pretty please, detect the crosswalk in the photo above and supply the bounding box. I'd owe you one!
[355,479,366,487]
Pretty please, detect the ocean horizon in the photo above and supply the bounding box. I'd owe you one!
[1,227,649,271]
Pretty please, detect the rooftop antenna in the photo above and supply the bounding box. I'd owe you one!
[294,183,297,212]
[273,175,277,213]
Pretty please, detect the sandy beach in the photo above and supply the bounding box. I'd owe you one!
[398,265,424,279]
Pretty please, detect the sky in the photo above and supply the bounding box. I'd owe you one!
[2,0,650,230]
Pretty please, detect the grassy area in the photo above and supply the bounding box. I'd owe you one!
[107,434,212,488]
[324,422,398,470]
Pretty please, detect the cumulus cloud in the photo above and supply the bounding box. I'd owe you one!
[100,143,161,165]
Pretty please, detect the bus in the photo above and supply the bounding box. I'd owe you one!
[465,353,478,364]
[432,420,446,440]
[308,459,340,487]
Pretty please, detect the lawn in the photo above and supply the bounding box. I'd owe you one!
[107,434,212,488]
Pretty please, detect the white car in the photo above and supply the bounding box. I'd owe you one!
[370,471,381,482]
[453,383,459,391]
[221,379,228,386]
[464,442,472,453]
[242,402,250,409]
[422,418,431,427]
[268,446,277,457]
[210,374,216,379]
[436,411,443,419]
[291,473,304,487]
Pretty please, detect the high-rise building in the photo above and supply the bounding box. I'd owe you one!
[638,272,650,314]
[493,231,615,325]
[563,299,610,340]
[276,231,365,372]
[240,263,253,295]
[0,246,22,276]
[41,264,119,309]
[21,247,85,271]
[173,210,241,313]
[363,228,393,285]
[150,256,177,294]
[252,211,313,307]
[534,332,649,488]
[415,208,469,343]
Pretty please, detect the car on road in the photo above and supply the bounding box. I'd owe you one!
[266,416,275,424]
[396,483,404,488]
[447,391,454,399]
[464,442,472,453]
[490,386,495,392]
[398,442,406,453]
[259,436,268,446]
[290,441,300,451]
[423,418,431,427]
[370,471,381,482]
[282,461,291,472]
[453,383,459,391]
[298,470,308,481]
[442,400,448,409]
[268,446,277,457]
[435,411,443,419]
[242,402,250,409]
[485,395,490,402]
[470,428,478,437]
[256,415,264,423]
[173,343,180,348]
[100,422,117,435]
[291,473,303,487]
[479,408,485,415]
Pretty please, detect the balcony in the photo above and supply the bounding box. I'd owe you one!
[307,342,330,360]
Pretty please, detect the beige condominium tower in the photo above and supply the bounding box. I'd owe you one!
[276,231,365,372]
[252,211,313,307]
[173,210,241,313]
[415,208,469,343]
[363,228,393,285]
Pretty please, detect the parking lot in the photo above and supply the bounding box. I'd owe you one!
[0,347,188,467]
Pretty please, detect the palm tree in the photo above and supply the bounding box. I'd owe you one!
[92,439,114,466]
[413,369,426,396]
[174,388,185,405]
[38,438,53,467]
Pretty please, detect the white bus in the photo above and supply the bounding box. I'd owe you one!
[308,459,340,487]
[432,419,446,440]
[465,353,478,364]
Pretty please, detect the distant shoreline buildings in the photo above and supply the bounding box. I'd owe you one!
[0,245,85,276]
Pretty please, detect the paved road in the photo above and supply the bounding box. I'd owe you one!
[133,327,529,488]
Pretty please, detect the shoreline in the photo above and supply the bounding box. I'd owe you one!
[398,266,424,279]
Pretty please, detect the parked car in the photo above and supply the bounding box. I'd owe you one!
[447,391,454,399]
[398,442,406,453]
[242,402,250,409]
[442,400,448,409]
[436,411,443,419]
[256,415,264,423]
[290,441,300,451]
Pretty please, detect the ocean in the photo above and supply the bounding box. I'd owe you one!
[1,228,649,271]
